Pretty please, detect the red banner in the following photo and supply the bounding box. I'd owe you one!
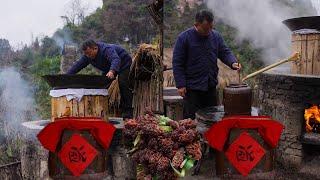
[58,133,98,177]
[225,132,266,176]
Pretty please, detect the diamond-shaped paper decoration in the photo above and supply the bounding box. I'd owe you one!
[225,132,266,176]
[58,133,98,176]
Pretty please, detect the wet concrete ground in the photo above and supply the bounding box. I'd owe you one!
[183,150,320,180]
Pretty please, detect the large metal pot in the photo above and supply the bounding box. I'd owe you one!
[223,83,252,115]
[283,16,320,31]
[43,74,113,89]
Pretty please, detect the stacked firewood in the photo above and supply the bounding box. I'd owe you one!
[124,112,202,180]
[130,44,163,118]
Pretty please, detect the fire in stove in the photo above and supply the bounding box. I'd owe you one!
[305,105,320,133]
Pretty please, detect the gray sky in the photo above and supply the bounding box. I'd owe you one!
[0,0,102,48]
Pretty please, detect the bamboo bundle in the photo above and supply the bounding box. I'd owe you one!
[107,77,121,116]
[130,44,164,118]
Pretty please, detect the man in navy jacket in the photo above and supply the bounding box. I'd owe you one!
[173,10,241,119]
[67,40,133,118]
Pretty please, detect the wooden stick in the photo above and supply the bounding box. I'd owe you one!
[242,52,300,82]
[236,54,241,84]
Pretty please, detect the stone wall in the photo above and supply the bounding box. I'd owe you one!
[256,72,320,168]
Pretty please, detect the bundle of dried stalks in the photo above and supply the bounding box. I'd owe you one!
[107,77,121,116]
[130,44,163,118]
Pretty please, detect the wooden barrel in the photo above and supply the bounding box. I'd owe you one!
[51,95,109,122]
[215,128,275,178]
[291,32,320,75]
[49,129,109,179]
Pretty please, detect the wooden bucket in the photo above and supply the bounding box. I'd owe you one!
[51,95,109,122]
[48,129,109,179]
[291,32,320,75]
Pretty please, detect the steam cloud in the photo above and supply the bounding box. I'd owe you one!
[0,67,38,138]
[206,0,318,66]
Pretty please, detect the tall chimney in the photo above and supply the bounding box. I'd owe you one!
[60,44,77,74]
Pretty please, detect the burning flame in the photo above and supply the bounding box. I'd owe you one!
[305,105,320,132]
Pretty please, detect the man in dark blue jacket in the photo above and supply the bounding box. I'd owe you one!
[173,10,241,119]
[67,39,133,118]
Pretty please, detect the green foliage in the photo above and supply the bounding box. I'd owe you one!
[0,137,22,164]
[68,0,157,46]
[0,39,13,66]
[30,55,61,118]
[40,36,61,57]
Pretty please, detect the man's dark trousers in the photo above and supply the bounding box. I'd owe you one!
[118,67,133,118]
[183,86,217,119]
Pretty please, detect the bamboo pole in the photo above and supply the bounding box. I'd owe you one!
[236,54,241,84]
[242,52,300,82]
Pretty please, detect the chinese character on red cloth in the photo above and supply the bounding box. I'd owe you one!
[225,132,266,176]
[58,133,98,176]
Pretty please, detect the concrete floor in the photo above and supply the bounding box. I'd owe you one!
[183,151,320,180]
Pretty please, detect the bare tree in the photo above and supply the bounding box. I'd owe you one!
[64,0,89,25]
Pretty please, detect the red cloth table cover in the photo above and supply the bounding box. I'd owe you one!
[37,117,116,152]
[204,116,284,151]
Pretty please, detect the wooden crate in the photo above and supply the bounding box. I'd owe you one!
[291,33,320,75]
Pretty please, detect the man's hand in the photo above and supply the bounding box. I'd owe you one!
[106,70,115,79]
[232,62,242,70]
[177,87,187,97]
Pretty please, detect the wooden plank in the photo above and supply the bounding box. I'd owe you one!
[307,34,315,74]
[51,98,57,121]
[291,34,301,74]
[51,95,109,121]
[301,34,308,74]
[78,97,85,117]
[313,34,320,75]
[71,99,79,117]
[101,96,109,121]
[94,96,102,118]
[86,96,94,117]
[62,97,71,117]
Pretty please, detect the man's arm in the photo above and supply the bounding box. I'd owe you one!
[107,47,121,73]
[66,56,90,74]
[173,35,187,90]
[216,32,238,70]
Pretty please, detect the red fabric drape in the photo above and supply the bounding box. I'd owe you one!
[37,117,116,152]
[204,116,284,151]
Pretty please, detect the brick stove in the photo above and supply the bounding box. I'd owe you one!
[255,16,320,176]
[256,72,320,168]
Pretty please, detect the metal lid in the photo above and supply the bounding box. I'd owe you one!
[42,74,113,89]
[227,83,249,88]
[283,16,320,32]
